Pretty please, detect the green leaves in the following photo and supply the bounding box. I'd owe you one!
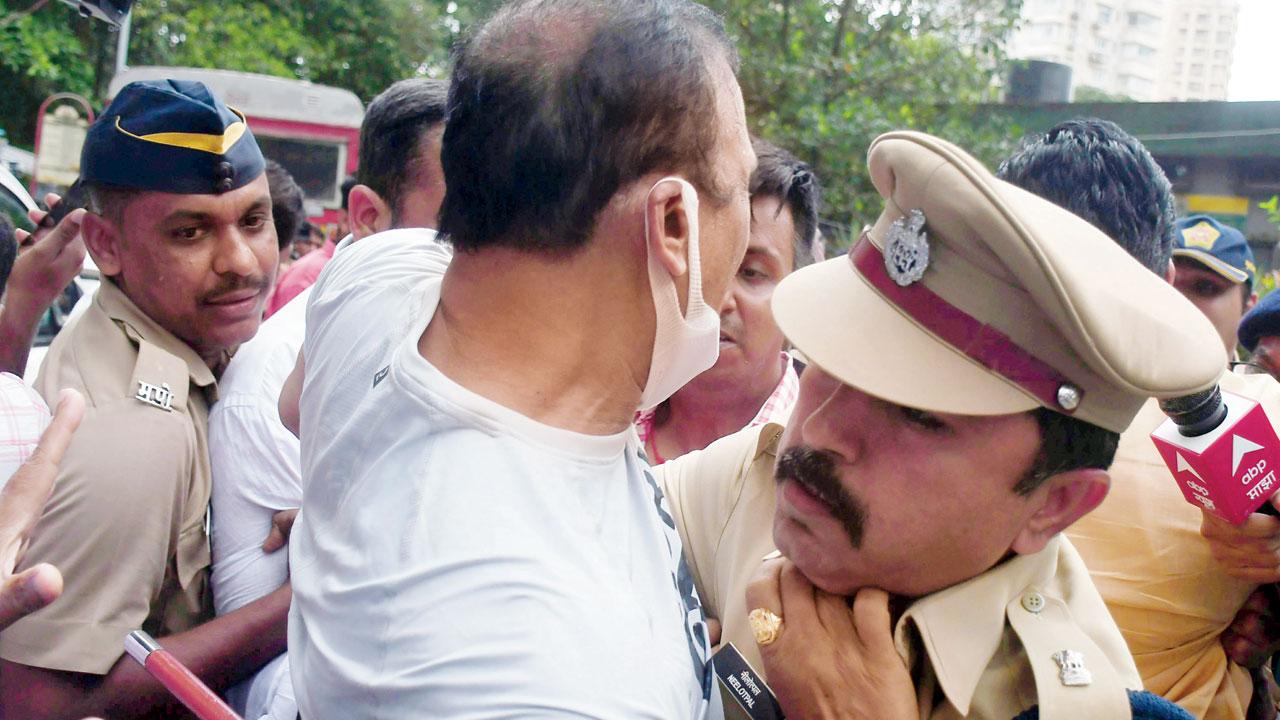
[0,0,474,148]
[707,0,1024,251]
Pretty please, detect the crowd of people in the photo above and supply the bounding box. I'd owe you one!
[2,0,1280,718]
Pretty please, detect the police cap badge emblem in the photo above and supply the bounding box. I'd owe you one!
[884,209,930,286]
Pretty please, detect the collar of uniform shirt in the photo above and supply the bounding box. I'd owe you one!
[891,535,1066,715]
[96,278,217,392]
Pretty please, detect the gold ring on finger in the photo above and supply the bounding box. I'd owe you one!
[748,607,783,646]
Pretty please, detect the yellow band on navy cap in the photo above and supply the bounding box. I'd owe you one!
[113,106,249,156]
[1172,248,1250,284]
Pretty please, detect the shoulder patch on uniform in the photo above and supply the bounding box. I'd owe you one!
[373,365,390,388]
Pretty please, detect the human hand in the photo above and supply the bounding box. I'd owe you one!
[0,388,84,630]
[1222,585,1280,669]
[9,194,87,315]
[706,617,722,646]
[745,557,917,720]
[262,508,299,553]
[1201,509,1280,584]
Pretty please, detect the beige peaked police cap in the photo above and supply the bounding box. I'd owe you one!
[772,131,1226,434]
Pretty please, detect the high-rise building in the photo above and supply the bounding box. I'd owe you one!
[1008,0,1240,101]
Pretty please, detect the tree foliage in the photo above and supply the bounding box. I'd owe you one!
[1,0,1023,243]
[1073,85,1133,103]
[706,0,1025,247]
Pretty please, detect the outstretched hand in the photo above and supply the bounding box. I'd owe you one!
[0,388,84,630]
[0,194,88,377]
[11,194,88,315]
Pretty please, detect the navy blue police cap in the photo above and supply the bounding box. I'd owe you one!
[80,79,265,195]
[1239,289,1280,353]
[1173,214,1257,288]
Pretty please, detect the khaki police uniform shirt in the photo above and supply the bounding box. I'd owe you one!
[1066,372,1270,720]
[0,279,216,675]
[658,423,1144,720]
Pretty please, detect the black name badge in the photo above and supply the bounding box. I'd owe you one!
[713,643,784,720]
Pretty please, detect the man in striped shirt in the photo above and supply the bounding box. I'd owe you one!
[638,138,822,464]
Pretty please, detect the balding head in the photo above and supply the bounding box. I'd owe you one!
[438,0,739,254]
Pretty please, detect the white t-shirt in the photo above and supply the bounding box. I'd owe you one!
[288,232,713,719]
[209,228,451,719]
[209,285,307,720]
[210,286,308,618]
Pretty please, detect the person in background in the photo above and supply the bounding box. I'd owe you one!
[1239,291,1280,379]
[1172,214,1257,358]
[0,79,287,719]
[344,78,449,240]
[264,176,357,317]
[207,76,450,720]
[291,221,323,259]
[999,118,1265,720]
[265,160,304,279]
[638,137,821,463]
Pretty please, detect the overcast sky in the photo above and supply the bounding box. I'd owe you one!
[1228,0,1279,101]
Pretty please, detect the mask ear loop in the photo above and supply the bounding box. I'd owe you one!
[643,177,702,318]
[638,176,716,412]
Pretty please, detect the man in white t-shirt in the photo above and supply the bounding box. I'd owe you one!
[281,0,755,716]
[207,78,450,719]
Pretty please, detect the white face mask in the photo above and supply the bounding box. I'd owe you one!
[638,177,722,411]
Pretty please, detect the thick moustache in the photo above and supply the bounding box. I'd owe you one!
[203,284,267,306]
[776,446,867,548]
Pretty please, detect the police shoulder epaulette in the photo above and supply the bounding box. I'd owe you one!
[129,340,189,413]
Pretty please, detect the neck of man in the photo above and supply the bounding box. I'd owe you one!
[201,347,232,377]
[654,356,784,458]
[418,231,651,437]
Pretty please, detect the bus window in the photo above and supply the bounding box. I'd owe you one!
[255,135,347,209]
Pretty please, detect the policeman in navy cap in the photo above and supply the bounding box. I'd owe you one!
[1240,290,1280,379]
[1172,214,1258,357]
[0,80,289,719]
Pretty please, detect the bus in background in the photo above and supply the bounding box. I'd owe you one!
[108,66,364,229]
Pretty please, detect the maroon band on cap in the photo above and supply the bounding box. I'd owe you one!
[849,233,1078,412]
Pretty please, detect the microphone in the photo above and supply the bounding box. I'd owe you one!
[1152,385,1280,523]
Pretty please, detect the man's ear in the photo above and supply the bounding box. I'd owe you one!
[1010,468,1110,556]
[646,179,693,277]
[644,178,692,293]
[347,184,392,241]
[80,212,122,277]
[1164,260,1177,285]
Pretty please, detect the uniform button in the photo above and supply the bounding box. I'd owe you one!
[1021,591,1046,614]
